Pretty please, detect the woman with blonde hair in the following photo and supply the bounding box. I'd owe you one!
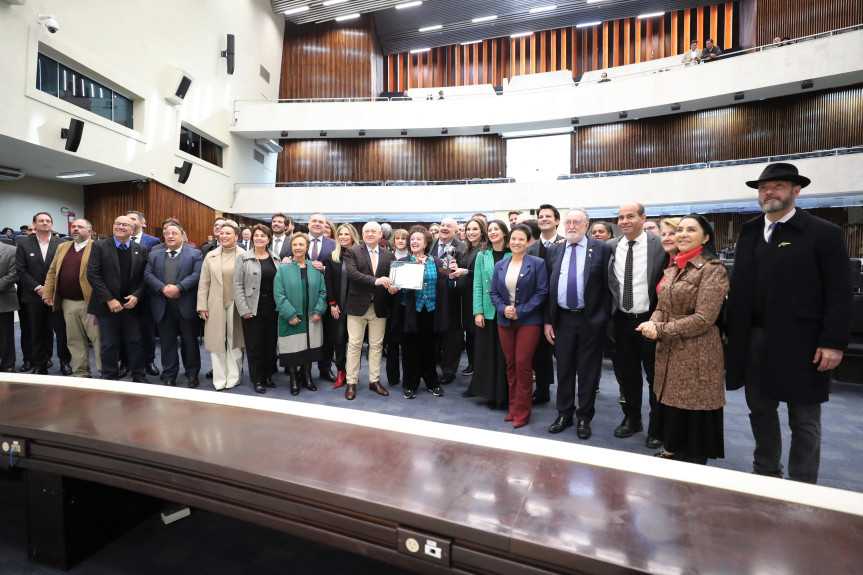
[324,223,360,388]
[197,219,245,390]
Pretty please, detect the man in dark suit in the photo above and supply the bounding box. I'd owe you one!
[143,222,203,388]
[343,221,397,400]
[15,212,72,375]
[270,213,293,262]
[607,202,669,446]
[126,211,160,249]
[429,217,465,383]
[87,214,150,382]
[201,217,226,256]
[307,212,338,382]
[125,210,160,376]
[544,209,613,439]
[726,163,852,484]
[0,241,17,372]
[526,204,565,404]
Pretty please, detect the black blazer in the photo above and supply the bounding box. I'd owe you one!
[607,232,669,313]
[86,237,149,316]
[725,210,852,404]
[15,235,62,304]
[545,239,613,332]
[343,244,395,318]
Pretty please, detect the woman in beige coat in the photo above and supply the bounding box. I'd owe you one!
[637,214,729,464]
[197,219,245,390]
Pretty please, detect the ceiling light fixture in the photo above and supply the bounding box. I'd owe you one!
[395,1,422,9]
[335,13,360,21]
[410,47,431,53]
[637,12,665,18]
[472,15,497,23]
[461,40,482,45]
[576,21,602,28]
[56,171,95,179]
[529,6,556,14]
[284,6,309,15]
[322,0,347,5]
[510,31,532,38]
[419,24,442,32]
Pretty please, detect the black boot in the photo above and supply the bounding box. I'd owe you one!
[302,363,317,391]
[288,367,300,396]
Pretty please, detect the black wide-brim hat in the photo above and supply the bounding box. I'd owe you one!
[745,162,811,188]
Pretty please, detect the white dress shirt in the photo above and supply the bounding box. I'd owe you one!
[764,208,796,242]
[613,231,650,313]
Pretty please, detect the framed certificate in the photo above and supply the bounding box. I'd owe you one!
[390,261,425,290]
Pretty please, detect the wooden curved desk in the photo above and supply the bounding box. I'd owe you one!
[1,377,862,574]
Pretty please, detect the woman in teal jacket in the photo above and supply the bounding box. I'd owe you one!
[274,233,328,396]
[464,219,511,409]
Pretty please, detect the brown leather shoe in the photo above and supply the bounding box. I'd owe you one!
[345,383,356,400]
[369,381,389,396]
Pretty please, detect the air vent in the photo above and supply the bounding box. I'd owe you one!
[253,149,265,164]
[0,167,25,181]
[259,65,270,84]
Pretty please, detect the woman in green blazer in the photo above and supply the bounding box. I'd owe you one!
[464,219,511,409]
[274,233,328,396]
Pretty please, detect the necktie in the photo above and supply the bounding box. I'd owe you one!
[566,243,579,309]
[274,238,281,254]
[131,236,138,244]
[622,240,634,311]
[766,222,776,243]
[439,243,446,258]
[312,238,319,260]
[169,250,177,259]
[118,243,127,251]
[545,240,552,248]
[370,250,378,274]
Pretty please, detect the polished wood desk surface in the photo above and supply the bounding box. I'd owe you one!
[2,377,862,574]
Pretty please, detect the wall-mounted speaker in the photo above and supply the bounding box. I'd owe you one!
[174,161,192,184]
[60,118,84,152]
[164,67,194,106]
[221,34,235,75]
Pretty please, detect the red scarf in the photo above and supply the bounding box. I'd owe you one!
[657,245,704,293]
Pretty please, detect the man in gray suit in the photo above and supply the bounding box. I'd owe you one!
[607,202,669,446]
[0,241,18,371]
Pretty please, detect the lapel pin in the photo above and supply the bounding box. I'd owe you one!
[778,242,791,248]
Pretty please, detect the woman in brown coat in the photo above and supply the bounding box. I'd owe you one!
[637,214,729,464]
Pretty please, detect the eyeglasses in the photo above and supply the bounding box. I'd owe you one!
[563,220,586,228]
[113,222,133,228]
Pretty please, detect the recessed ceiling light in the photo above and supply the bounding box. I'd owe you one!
[461,40,482,46]
[56,171,95,179]
[511,31,532,38]
[284,6,309,15]
[322,0,347,5]
[395,1,422,9]
[637,12,665,18]
[586,0,608,3]
[419,24,442,32]
[410,47,431,53]
[529,5,556,14]
[576,21,602,28]
[335,13,360,21]
[472,15,497,23]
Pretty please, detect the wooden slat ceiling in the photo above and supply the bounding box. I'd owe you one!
[272,0,723,54]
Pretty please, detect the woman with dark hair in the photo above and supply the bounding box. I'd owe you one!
[637,214,729,464]
[465,219,511,408]
[274,232,327,395]
[451,217,488,377]
[490,224,548,428]
[394,225,452,399]
[325,223,360,388]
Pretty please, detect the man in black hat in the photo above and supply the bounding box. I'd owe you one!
[725,162,852,484]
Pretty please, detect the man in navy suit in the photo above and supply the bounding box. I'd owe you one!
[307,212,338,382]
[270,213,294,262]
[125,210,160,376]
[544,209,612,439]
[87,214,150,382]
[144,222,203,387]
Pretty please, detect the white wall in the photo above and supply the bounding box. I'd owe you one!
[0,177,84,232]
[0,0,285,209]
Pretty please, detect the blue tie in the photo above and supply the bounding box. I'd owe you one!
[118,243,127,251]
[566,243,579,309]
[766,222,776,243]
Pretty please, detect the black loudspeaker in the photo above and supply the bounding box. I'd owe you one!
[174,161,192,184]
[60,119,84,152]
[221,34,235,75]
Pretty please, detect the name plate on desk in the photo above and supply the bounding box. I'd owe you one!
[390,261,424,290]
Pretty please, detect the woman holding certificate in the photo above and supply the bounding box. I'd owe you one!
[394,225,454,399]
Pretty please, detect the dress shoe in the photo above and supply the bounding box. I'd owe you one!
[403,388,416,399]
[264,377,277,388]
[369,381,389,396]
[461,364,474,376]
[164,379,176,386]
[388,378,400,387]
[60,362,73,376]
[146,363,160,376]
[254,382,266,394]
[439,373,454,385]
[19,361,32,373]
[619,394,626,404]
[577,420,592,440]
[345,383,356,400]
[117,364,128,378]
[188,377,200,388]
[320,369,337,383]
[504,413,513,422]
[46,360,53,369]
[205,370,213,378]
[428,385,445,397]
[461,390,475,398]
[302,372,317,392]
[1,367,14,373]
[613,417,644,438]
[333,369,346,389]
[547,416,573,434]
[132,377,151,384]
[645,435,663,449]
[654,451,675,459]
[513,420,529,429]
[532,393,551,405]
[33,364,49,375]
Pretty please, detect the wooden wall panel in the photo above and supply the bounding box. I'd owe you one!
[83,181,216,247]
[280,16,384,99]
[572,85,863,172]
[756,0,863,45]
[384,2,738,89]
[276,135,505,182]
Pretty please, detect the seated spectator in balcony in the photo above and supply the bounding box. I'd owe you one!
[681,41,701,65]
[701,39,722,62]
[598,72,611,83]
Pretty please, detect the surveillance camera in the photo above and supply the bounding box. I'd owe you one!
[37,14,60,34]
